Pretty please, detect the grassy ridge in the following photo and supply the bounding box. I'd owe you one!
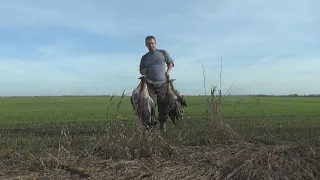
[1,96,320,126]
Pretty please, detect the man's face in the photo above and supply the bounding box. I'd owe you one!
[145,38,156,52]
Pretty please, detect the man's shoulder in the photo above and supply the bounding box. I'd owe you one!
[141,52,149,60]
[156,49,167,55]
[141,49,168,60]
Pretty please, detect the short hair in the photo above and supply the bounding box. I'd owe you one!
[145,35,156,42]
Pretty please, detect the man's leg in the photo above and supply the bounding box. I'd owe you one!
[155,83,169,132]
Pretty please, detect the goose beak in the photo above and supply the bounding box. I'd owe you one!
[138,75,145,79]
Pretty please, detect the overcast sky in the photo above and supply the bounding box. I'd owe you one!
[0,0,319,96]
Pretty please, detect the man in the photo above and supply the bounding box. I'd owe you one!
[139,35,174,131]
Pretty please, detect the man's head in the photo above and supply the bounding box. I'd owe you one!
[145,36,157,52]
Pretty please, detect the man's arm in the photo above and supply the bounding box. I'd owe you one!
[139,54,147,75]
[140,68,147,75]
[167,62,174,72]
[163,50,174,72]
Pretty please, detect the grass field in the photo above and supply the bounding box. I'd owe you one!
[2,95,320,124]
[1,95,320,179]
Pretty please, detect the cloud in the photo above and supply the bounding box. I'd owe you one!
[0,0,319,96]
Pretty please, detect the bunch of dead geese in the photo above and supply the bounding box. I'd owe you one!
[130,75,187,131]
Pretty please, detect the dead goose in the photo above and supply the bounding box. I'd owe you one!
[164,78,187,126]
[168,79,187,107]
[130,81,142,117]
[131,75,156,129]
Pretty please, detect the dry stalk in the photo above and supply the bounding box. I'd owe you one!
[199,58,244,145]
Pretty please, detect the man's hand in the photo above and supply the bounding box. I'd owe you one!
[165,71,170,79]
[140,68,147,75]
[166,62,174,79]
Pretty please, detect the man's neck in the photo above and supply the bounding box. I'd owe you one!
[149,49,157,53]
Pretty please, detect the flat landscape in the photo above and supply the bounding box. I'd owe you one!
[1,95,320,179]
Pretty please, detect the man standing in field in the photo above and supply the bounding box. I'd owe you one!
[139,35,174,132]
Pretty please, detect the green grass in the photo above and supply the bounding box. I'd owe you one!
[1,96,320,125]
[1,95,319,142]
[221,96,320,116]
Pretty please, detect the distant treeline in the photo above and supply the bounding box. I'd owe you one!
[245,94,320,97]
[1,94,320,98]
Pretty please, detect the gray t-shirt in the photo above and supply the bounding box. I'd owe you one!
[139,49,174,84]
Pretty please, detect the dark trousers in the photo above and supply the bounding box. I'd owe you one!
[147,82,168,125]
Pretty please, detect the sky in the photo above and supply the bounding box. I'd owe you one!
[0,0,319,96]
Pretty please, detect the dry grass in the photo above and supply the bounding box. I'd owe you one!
[92,121,175,160]
[2,137,319,179]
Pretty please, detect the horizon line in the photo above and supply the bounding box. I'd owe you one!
[1,94,320,98]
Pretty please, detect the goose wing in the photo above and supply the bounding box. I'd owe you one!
[131,82,142,116]
[170,81,187,107]
[168,100,184,123]
[131,88,140,106]
[164,80,186,124]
